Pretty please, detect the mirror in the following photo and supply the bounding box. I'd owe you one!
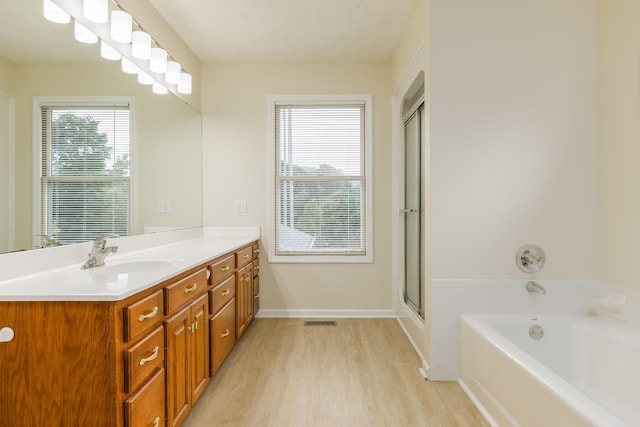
[0,0,202,253]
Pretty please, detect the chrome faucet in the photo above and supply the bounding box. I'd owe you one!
[525,281,546,295]
[81,236,118,269]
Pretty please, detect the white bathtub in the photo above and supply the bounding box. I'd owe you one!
[459,314,640,427]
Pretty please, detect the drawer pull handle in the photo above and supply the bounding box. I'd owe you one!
[221,265,230,272]
[139,346,159,366]
[254,248,260,254]
[254,265,260,272]
[243,254,250,259]
[184,283,197,293]
[153,416,160,427]
[254,294,260,298]
[221,289,230,297]
[138,306,159,322]
[206,269,211,280]
[221,329,230,338]
[188,321,198,333]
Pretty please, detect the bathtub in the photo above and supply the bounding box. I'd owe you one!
[459,314,640,427]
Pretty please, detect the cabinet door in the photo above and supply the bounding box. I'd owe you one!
[165,306,191,427]
[210,299,236,376]
[235,263,253,339]
[191,294,210,403]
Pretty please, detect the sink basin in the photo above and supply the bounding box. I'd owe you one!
[91,258,181,275]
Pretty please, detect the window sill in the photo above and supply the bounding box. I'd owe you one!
[268,254,373,264]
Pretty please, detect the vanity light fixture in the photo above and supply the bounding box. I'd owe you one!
[152,82,168,95]
[110,10,132,43]
[83,0,108,24]
[149,47,168,73]
[74,19,98,44]
[100,40,121,60]
[177,72,192,94]
[131,30,151,60]
[44,0,71,24]
[165,61,181,85]
[137,70,154,85]
[44,0,192,98]
[121,57,139,74]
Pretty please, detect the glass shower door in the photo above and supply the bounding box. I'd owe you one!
[403,104,424,318]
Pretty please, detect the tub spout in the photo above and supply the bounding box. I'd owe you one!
[525,281,546,295]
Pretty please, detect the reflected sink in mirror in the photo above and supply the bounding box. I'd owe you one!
[89,258,184,276]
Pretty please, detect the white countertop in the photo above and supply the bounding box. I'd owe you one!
[0,227,259,302]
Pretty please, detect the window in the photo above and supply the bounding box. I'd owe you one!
[36,98,132,245]
[269,95,372,262]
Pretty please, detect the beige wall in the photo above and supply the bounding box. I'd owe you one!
[390,0,430,359]
[596,0,640,290]
[201,61,393,311]
[429,0,597,279]
[9,62,201,250]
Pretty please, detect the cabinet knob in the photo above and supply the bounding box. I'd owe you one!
[139,346,160,366]
[0,327,15,343]
[138,306,159,322]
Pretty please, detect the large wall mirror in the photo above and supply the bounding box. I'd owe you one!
[0,0,202,253]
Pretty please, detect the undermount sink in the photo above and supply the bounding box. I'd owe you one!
[90,258,181,275]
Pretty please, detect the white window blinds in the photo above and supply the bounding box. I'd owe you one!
[274,101,368,257]
[40,104,131,244]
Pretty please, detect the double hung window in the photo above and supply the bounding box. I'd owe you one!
[270,95,372,262]
[37,98,132,245]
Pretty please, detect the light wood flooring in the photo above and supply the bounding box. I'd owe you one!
[182,318,490,427]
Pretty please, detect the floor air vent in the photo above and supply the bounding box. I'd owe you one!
[304,320,337,326]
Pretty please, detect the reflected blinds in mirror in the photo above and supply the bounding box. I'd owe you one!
[40,104,131,244]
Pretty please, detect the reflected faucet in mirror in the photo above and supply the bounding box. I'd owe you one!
[81,236,118,269]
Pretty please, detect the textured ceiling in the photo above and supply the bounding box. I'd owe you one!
[1,0,417,64]
[148,0,417,61]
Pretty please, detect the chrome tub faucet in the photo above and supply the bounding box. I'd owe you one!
[525,280,546,295]
[81,236,118,269]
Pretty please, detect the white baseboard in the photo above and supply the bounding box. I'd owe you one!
[255,309,395,318]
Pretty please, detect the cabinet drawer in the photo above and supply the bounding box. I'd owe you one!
[210,299,236,376]
[124,290,163,342]
[165,269,207,314]
[252,258,259,276]
[235,246,253,267]
[124,326,164,393]
[208,254,235,285]
[124,367,165,427]
[252,243,260,259]
[209,275,235,315]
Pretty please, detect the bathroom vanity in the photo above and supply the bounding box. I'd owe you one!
[0,228,259,427]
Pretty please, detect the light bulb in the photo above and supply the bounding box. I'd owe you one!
[177,73,192,94]
[153,82,168,95]
[150,48,167,74]
[137,71,153,85]
[74,20,98,44]
[100,40,121,60]
[131,31,151,60]
[165,61,181,85]
[121,57,139,74]
[84,0,108,24]
[43,0,70,24]
[110,10,132,43]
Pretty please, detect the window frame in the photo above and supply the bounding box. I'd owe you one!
[32,96,135,248]
[268,94,373,263]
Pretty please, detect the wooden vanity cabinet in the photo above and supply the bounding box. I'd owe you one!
[164,269,209,427]
[0,240,258,427]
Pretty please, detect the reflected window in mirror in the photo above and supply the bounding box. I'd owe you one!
[35,97,133,246]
